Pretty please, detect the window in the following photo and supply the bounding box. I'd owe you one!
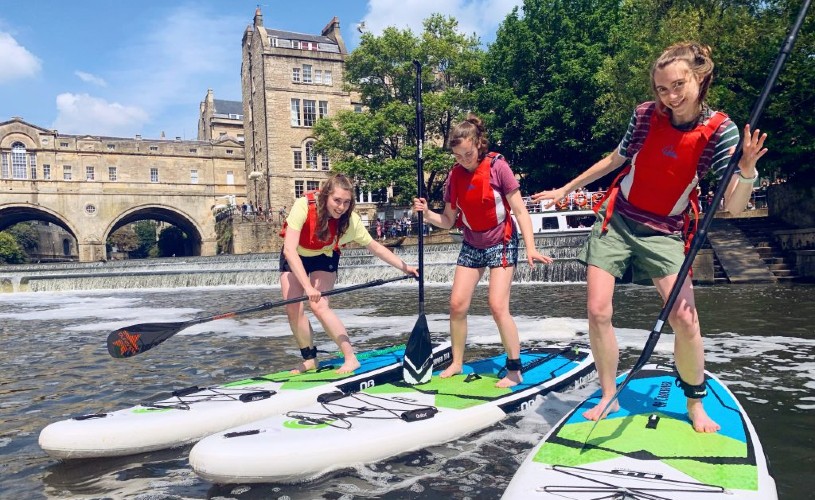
[189,148,197,153]
[292,40,302,49]
[303,100,316,127]
[314,69,322,84]
[0,152,7,178]
[305,142,317,169]
[190,169,199,184]
[43,164,51,180]
[303,64,312,83]
[12,143,26,178]
[150,167,159,183]
[149,146,158,152]
[354,105,363,113]
[290,99,301,126]
[318,101,328,119]
[63,165,72,180]
[86,166,95,181]
[226,149,233,154]
[293,150,302,169]
[321,153,330,170]
[108,166,117,181]
[85,204,97,215]
[226,170,234,185]
[107,143,116,150]
[306,180,320,191]
[324,70,332,85]
[29,154,37,179]
[60,141,69,147]
[237,134,245,142]
[295,179,305,198]
[292,67,301,83]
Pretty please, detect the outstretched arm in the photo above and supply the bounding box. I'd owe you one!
[531,151,626,208]
[366,240,419,276]
[506,189,554,266]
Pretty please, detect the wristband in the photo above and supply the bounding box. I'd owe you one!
[736,169,758,184]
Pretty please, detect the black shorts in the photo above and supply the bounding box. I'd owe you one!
[279,251,340,275]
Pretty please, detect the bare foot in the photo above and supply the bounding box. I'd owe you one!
[688,400,720,433]
[439,363,463,379]
[496,370,522,388]
[290,358,317,374]
[336,358,361,374]
[582,397,620,421]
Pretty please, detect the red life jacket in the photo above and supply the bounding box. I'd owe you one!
[449,152,515,266]
[595,109,727,252]
[279,191,340,252]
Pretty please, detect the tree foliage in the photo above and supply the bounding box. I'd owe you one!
[0,232,26,264]
[6,222,39,257]
[315,14,485,203]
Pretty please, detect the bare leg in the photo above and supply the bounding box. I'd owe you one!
[487,265,523,388]
[441,265,483,378]
[280,271,318,373]
[583,265,620,420]
[309,271,360,374]
[653,274,720,433]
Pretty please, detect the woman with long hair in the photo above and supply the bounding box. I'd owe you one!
[280,173,418,373]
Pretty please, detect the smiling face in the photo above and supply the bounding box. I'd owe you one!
[452,138,480,171]
[653,60,702,124]
[326,187,353,219]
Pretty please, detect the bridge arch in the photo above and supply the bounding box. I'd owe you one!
[106,204,206,257]
[0,203,81,260]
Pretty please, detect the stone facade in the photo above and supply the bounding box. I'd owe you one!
[198,89,245,143]
[241,8,353,216]
[0,118,246,261]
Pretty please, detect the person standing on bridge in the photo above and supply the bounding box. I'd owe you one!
[280,173,418,373]
[531,42,768,433]
[413,114,553,388]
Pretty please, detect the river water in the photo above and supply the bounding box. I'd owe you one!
[1,279,812,499]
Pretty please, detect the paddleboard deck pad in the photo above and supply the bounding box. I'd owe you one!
[189,343,594,483]
[502,363,777,499]
[39,342,452,459]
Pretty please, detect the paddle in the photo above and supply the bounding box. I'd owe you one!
[403,60,434,385]
[584,0,811,444]
[107,275,413,358]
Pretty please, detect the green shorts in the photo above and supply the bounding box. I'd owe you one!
[578,210,685,282]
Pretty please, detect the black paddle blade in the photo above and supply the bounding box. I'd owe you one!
[403,314,433,384]
[106,322,188,358]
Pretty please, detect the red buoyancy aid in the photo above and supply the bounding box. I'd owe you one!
[449,152,514,237]
[595,109,727,252]
[279,191,340,252]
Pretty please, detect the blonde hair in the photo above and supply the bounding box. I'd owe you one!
[449,114,489,161]
[316,173,355,241]
[651,42,715,112]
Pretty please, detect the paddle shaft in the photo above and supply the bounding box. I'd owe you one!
[181,274,413,329]
[591,0,811,430]
[413,60,425,314]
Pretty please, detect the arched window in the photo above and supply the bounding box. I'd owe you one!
[11,142,28,179]
[62,239,72,256]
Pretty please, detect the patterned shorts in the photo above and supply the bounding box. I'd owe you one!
[456,230,519,269]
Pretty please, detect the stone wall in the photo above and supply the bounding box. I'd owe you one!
[768,183,815,228]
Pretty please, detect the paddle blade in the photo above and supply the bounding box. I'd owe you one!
[403,314,433,384]
[106,322,188,358]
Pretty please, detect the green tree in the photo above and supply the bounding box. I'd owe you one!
[131,221,158,258]
[315,14,485,203]
[0,232,26,264]
[107,225,140,253]
[7,222,39,257]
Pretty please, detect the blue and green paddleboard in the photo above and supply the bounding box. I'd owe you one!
[190,343,595,483]
[503,363,777,499]
[39,341,452,459]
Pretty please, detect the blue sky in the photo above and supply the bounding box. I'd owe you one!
[0,0,522,140]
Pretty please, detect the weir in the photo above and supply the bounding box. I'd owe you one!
[0,234,589,292]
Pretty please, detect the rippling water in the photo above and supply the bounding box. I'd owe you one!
[1,282,813,499]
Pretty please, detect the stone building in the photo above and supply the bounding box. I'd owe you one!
[0,117,246,261]
[240,8,353,216]
[198,89,245,143]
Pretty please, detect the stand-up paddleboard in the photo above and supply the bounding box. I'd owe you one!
[189,343,595,484]
[502,363,777,499]
[39,342,452,459]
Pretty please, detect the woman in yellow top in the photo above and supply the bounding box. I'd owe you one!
[280,173,419,373]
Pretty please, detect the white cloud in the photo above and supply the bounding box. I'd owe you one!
[362,0,523,44]
[0,31,41,83]
[75,70,107,87]
[52,93,149,137]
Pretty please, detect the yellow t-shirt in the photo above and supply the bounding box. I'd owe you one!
[285,196,373,257]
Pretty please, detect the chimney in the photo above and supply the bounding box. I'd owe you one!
[254,7,263,27]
